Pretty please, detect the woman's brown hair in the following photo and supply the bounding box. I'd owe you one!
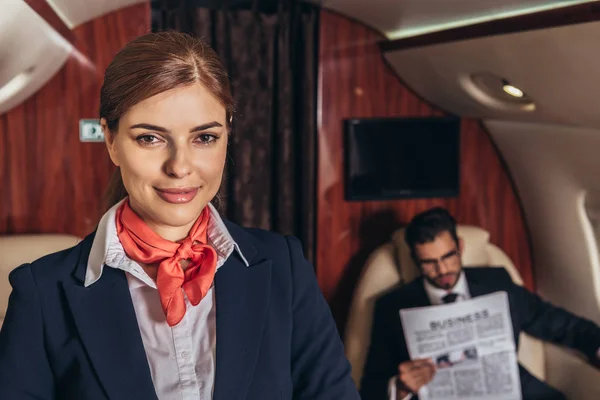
[100,31,233,210]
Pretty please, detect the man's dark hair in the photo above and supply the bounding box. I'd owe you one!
[405,207,459,261]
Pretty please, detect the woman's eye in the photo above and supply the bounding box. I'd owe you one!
[196,134,217,145]
[136,134,162,145]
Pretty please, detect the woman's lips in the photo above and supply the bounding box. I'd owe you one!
[155,187,199,204]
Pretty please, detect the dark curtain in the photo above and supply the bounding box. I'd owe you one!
[151,0,319,263]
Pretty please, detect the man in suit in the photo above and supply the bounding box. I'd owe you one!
[360,207,600,400]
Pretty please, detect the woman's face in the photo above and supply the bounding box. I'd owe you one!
[103,84,228,241]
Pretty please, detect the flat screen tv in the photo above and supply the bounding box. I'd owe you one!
[344,117,460,201]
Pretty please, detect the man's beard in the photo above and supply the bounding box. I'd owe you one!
[426,272,460,290]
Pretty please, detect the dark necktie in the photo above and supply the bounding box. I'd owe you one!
[442,293,459,303]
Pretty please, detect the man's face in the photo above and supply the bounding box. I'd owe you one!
[414,231,464,290]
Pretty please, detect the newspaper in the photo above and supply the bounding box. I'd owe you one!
[399,292,521,400]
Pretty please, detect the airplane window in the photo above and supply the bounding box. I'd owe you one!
[582,192,600,306]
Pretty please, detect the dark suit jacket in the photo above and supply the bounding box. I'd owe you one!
[0,221,359,400]
[360,267,600,399]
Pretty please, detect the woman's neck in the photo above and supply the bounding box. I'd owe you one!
[127,200,197,242]
[146,223,194,242]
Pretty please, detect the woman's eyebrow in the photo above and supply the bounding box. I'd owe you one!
[129,123,169,132]
[190,121,223,132]
[129,121,223,133]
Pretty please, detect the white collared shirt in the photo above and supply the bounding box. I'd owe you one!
[85,199,249,400]
[389,272,470,400]
[423,271,471,306]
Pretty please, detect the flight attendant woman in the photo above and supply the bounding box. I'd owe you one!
[0,31,359,400]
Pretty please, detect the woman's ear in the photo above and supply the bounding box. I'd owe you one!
[101,118,120,167]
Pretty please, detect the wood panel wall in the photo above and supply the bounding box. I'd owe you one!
[0,3,150,237]
[316,10,534,331]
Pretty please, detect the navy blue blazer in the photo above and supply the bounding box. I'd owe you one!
[0,221,359,400]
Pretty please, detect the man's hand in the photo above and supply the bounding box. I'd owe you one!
[397,358,436,395]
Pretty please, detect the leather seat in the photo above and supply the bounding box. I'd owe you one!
[344,225,545,389]
[0,234,80,327]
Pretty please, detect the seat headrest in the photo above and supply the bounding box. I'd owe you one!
[391,225,492,283]
[0,234,81,318]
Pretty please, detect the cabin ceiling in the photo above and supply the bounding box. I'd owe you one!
[384,19,600,129]
[320,0,592,39]
[0,0,71,114]
[47,0,146,27]
[43,0,594,32]
[4,0,600,116]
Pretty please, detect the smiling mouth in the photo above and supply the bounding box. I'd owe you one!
[154,187,199,204]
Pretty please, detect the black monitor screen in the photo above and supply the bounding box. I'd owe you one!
[344,117,460,201]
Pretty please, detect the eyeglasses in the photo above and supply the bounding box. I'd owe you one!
[418,249,461,271]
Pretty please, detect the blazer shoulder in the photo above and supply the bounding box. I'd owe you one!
[248,228,306,264]
[223,218,283,242]
[465,266,513,287]
[12,234,92,287]
[223,219,303,261]
[243,226,288,247]
[375,278,424,311]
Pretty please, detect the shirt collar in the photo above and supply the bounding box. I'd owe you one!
[85,199,249,287]
[423,270,470,306]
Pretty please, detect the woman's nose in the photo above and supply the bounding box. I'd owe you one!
[164,147,192,178]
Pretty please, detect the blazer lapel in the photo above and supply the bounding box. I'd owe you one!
[213,222,272,400]
[411,279,432,307]
[63,234,157,400]
[464,270,489,299]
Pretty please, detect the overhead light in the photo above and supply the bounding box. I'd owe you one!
[459,72,535,113]
[502,82,524,98]
[0,70,33,105]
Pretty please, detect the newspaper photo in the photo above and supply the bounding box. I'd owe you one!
[399,292,521,400]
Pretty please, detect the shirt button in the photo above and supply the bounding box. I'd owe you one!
[181,351,190,360]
